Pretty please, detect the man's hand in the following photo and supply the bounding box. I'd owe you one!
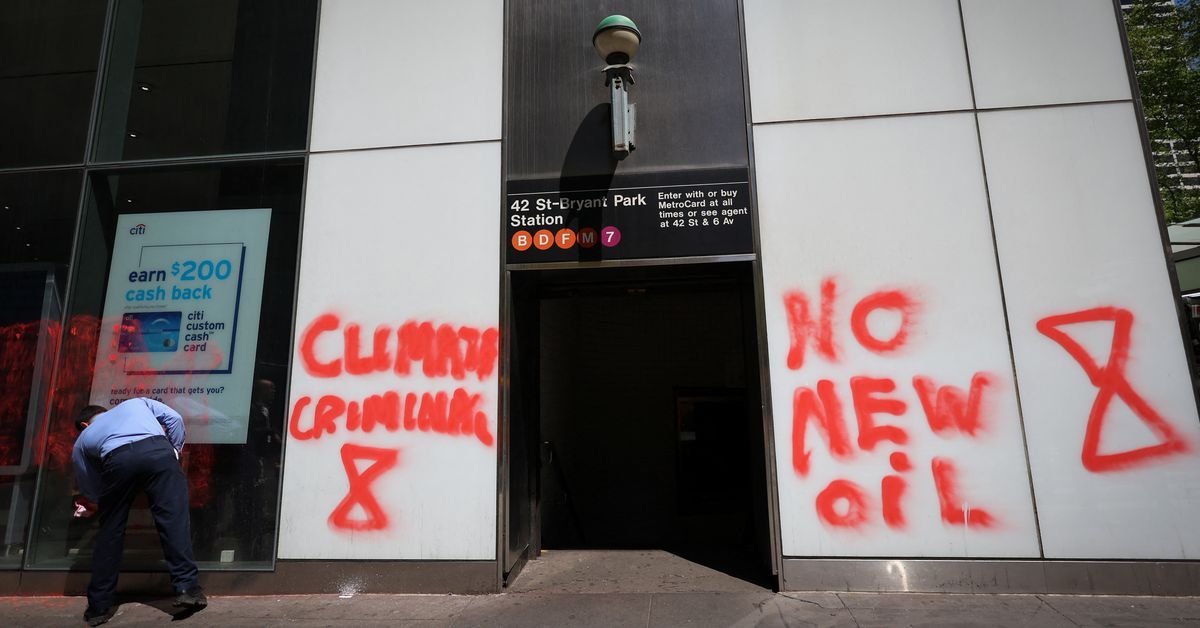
[72,495,97,519]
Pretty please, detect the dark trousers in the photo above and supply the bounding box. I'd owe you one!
[88,435,199,609]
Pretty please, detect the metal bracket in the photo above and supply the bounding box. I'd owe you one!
[603,64,636,159]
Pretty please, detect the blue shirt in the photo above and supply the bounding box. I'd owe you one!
[72,398,186,501]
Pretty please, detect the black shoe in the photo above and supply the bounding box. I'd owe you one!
[83,605,116,626]
[173,586,207,609]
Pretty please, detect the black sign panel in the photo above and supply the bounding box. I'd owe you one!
[505,168,753,264]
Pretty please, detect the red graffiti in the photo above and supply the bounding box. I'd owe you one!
[810,454,997,531]
[784,278,839,369]
[849,376,908,451]
[0,321,53,467]
[782,280,1006,533]
[1037,307,1189,472]
[791,374,1001,531]
[289,389,494,446]
[792,380,854,476]
[881,475,907,529]
[299,314,342,377]
[299,313,498,381]
[328,443,400,531]
[0,314,226,510]
[815,479,870,528]
[784,278,919,371]
[912,373,993,437]
[793,374,995,478]
[294,312,499,536]
[931,457,996,528]
[850,290,918,356]
[882,452,911,530]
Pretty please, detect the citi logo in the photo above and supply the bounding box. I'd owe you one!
[129,224,146,235]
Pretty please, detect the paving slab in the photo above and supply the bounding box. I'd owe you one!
[647,592,782,627]
[839,605,1075,628]
[211,594,476,621]
[2,592,1200,627]
[1037,594,1200,627]
[650,591,866,628]
[449,592,651,627]
[836,591,1046,612]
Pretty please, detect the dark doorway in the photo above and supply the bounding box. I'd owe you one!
[507,261,774,589]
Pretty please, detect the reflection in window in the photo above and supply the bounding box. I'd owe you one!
[0,1,106,168]
[0,170,82,568]
[95,0,317,162]
[27,161,301,571]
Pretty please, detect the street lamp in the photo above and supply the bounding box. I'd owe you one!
[593,15,641,159]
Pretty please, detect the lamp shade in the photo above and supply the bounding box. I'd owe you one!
[593,15,641,64]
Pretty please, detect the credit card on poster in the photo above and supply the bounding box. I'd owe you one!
[118,311,182,353]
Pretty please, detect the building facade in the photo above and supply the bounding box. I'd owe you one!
[2,0,1199,596]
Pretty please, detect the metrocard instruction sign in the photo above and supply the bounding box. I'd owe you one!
[505,168,754,263]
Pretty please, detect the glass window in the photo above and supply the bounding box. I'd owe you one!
[26,160,302,571]
[94,0,318,162]
[0,1,106,168]
[0,170,83,569]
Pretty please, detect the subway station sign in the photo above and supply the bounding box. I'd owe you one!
[505,168,754,263]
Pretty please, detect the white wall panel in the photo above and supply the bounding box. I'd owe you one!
[961,0,1131,109]
[979,104,1200,559]
[744,0,972,122]
[756,113,1039,557]
[310,0,502,151]
[980,103,1200,559]
[279,143,500,559]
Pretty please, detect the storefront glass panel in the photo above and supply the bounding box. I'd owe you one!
[0,169,84,568]
[0,1,107,169]
[25,160,302,571]
[93,0,317,162]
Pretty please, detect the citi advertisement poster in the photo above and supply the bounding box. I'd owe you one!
[89,209,271,444]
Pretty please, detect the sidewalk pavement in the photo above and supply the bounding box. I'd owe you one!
[1,590,1199,627]
[3,550,1199,626]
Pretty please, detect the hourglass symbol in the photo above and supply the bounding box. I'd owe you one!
[1037,307,1189,472]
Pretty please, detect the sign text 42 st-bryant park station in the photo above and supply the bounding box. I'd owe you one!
[509,192,646,227]
[505,174,755,262]
[509,190,747,229]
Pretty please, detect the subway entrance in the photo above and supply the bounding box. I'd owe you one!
[505,261,775,590]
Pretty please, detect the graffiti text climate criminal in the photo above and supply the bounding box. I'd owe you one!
[290,313,500,447]
[298,313,499,381]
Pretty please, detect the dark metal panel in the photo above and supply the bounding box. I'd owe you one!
[782,559,1200,596]
[503,272,538,578]
[0,571,19,592]
[735,0,784,589]
[506,0,749,181]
